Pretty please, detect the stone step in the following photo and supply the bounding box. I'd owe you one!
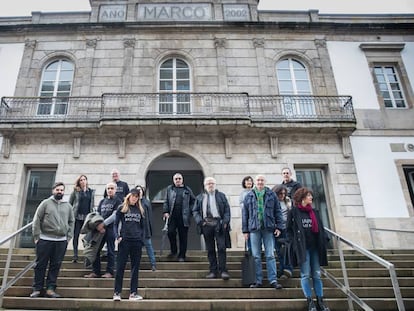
[2,296,413,311]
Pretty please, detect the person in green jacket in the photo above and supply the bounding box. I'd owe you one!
[30,182,74,299]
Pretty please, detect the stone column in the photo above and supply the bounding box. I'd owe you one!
[78,38,98,96]
[253,38,269,95]
[314,37,338,94]
[122,38,136,93]
[214,38,228,92]
[14,40,37,96]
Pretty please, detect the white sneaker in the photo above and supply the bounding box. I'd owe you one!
[113,293,121,301]
[129,293,143,301]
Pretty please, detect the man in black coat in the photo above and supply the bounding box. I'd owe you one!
[193,177,231,280]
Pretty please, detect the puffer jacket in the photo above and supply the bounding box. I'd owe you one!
[242,187,283,233]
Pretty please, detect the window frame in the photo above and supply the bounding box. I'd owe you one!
[37,59,74,116]
[373,64,408,109]
[158,57,191,115]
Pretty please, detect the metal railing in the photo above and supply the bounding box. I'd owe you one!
[369,228,414,249]
[0,93,356,123]
[0,221,35,307]
[323,227,405,311]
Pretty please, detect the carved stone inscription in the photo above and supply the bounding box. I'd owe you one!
[99,5,127,22]
[137,3,212,21]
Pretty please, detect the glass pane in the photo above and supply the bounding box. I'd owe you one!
[296,81,311,92]
[161,59,173,69]
[376,74,385,83]
[59,70,73,81]
[177,81,190,90]
[390,83,401,91]
[276,60,289,70]
[277,70,291,80]
[395,100,406,108]
[46,61,59,71]
[159,93,173,103]
[37,103,52,115]
[159,81,173,91]
[294,70,308,80]
[57,82,71,92]
[176,70,189,80]
[374,67,382,74]
[393,91,403,100]
[384,100,393,107]
[61,60,73,70]
[176,59,188,68]
[41,82,54,93]
[379,83,387,91]
[279,81,293,92]
[54,103,68,115]
[43,71,57,81]
[159,102,173,114]
[292,60,305,70]
[177,93,190,103]
[160,69,173,80]
[177,103,190,114]
[387,74,397,83]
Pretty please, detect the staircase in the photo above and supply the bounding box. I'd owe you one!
[1,248,414,310]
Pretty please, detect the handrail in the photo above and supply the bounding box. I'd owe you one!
[323,227,405,311]
[0,221,35,307]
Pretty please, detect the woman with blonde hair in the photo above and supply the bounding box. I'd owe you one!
[69,175,95,263]
[113,189,145,301]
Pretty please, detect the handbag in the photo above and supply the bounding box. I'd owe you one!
[241,241,256,287]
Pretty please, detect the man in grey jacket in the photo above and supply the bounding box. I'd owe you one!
[30,182,74,299]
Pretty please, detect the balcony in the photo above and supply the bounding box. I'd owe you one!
[0,93,355,131]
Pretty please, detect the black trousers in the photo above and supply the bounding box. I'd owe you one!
[72,219,84,259]
[167,215,188,259]
[202,225,227,274]
[33,239,67,291]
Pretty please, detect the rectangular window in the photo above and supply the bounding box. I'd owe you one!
[374,65,407,108]
[20,169,56,248]
[403,165,414,209]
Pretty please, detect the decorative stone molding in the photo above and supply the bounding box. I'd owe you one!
[314,38,326,48]
[118,134,127,158]
[253,38,265,48]
[338,131,352,158]
[267,131,279,158]
[169,130,181,151]
[24,39,37,49]
[123,38,136,48]
[223,131,235,159]
[1,135,12,158]
[72,132,83,158]
[214,37,226,49]
[85,38,98,49]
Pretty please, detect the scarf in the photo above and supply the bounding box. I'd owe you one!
[254,187,265,226]
[298,204,319,233]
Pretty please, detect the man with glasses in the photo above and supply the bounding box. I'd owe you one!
[163,173,195,262]
[84,182,122,278]
[281,167,302,199]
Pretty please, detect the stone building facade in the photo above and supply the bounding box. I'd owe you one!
[0,0,413,250]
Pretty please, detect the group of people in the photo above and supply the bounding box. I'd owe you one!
[29,167,330,310]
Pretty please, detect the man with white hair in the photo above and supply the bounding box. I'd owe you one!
[242,174,284,289]
[193,177,231,280]
[104,169,129,202]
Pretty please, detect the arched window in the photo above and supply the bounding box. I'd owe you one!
[276,58,314,116]
[159,58,191,114]
[37,59,74,115]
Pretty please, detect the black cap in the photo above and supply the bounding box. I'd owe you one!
[129,188,139,195]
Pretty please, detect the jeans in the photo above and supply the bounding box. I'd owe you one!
[250,229,277,285]
[33,239,67,291]
[144,238,156,267]
[300,247,324,298]
[202,224,227,273]
[275,231,293,275]
[114,239,143,294]
[93,225,115,275]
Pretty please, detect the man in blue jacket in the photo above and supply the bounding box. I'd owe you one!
[242,174,284,289]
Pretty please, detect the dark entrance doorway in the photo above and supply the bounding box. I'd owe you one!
[145,154,204,253]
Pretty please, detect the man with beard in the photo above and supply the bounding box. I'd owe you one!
[30,182,74,298]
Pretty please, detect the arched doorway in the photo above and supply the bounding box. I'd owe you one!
[145,153,204,252]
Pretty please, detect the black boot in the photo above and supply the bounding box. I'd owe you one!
[316,296,330,311]
[307,297,317,311]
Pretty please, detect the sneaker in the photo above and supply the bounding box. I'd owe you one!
[84,272,100,278]
[113,293,121,301]
[283,269,292,278]
[45,290,62,298]
[249,283,262,288]
[205,272,216,279]
[151,265,157,272]
[221,271,230,280]
[270,281,283,289]
[101,272,113,278]
[30,290,42,298]
[129,293,143,301]
[178,257,185,262]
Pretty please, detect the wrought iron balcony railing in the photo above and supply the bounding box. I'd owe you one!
[0,93,355,124]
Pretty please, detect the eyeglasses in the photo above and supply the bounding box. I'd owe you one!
[174,177,182,180]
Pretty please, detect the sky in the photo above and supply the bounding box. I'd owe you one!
[0,0,413,16]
